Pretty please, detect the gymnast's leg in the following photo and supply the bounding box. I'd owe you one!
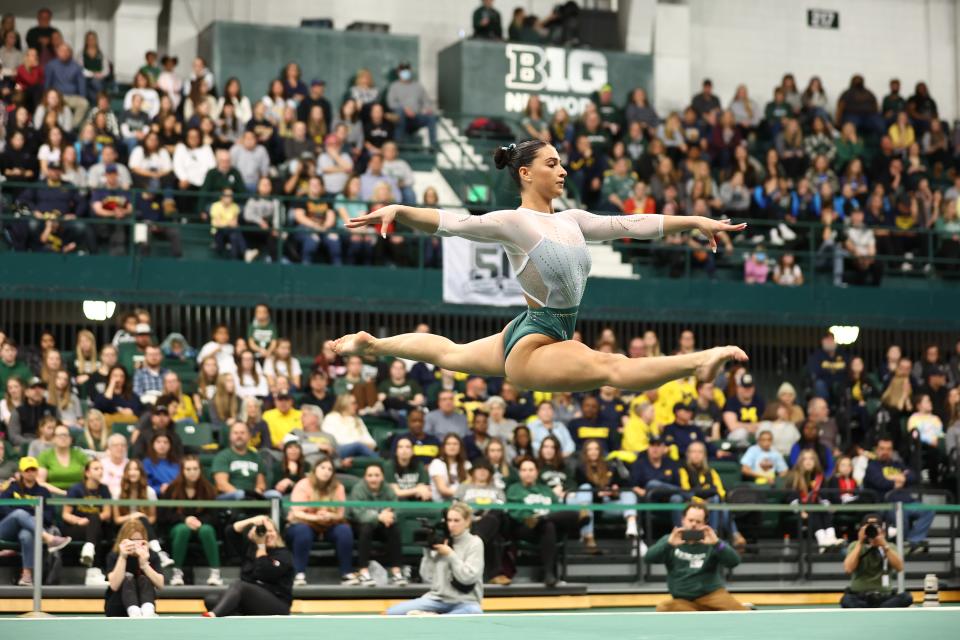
[334,330,506,377]
[505,334,747,393]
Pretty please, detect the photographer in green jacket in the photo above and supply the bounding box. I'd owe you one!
[645,502,747,611]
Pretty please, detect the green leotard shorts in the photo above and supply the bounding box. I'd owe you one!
[502,305,579,361]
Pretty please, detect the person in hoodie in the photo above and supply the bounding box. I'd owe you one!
[242,176,282,262]
[386,501,484,615]
[348,463,408,587]
[863,437,934,552]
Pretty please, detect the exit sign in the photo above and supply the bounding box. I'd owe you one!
[807,9,839,29]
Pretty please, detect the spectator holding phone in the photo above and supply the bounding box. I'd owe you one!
[645,502,747,611]
[105,519,164,617]
[840,513,912,608]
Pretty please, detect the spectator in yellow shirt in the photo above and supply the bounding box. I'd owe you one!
[262,392,302,446]
[210,188,246,260]
[888,111,915,154]
[621,399,660,453]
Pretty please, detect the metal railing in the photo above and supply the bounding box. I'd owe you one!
[1,496,958,614]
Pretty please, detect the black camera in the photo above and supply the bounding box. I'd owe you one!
[254,524,268,537]
[417,515,449,548]
[864,523,879,540]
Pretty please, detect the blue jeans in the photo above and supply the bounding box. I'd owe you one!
[565,484,637,537]
[397,111,438,147]
[885,497,935,544]
[216,490,246,501]
[0,510,37,569]
[214,228,246,259]
[667,493,739,537]
[813,378,831,401]
[338,442,375,458]
[387,595,482,616]
[285,522,354,576]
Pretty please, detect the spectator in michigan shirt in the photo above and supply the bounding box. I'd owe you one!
[90,164,134,255]
[722,373,766,445]
[863,437,933,552]
[807,332,848,403]
[568,395,619,453]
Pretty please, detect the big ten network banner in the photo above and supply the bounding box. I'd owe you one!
[198,22,418,111]
[438,40,653,120]
[442,235,526,307]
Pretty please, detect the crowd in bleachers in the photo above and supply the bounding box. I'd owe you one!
[1,308,958,587]
[0,8,440,266]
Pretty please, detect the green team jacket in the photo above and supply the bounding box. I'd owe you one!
[644,534,741,600]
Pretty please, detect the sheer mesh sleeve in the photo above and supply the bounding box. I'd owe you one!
[435,209,536,252]
[563,209,664,242]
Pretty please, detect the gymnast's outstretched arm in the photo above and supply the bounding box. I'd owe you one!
[565,210,747,252]
[345,204,527,249]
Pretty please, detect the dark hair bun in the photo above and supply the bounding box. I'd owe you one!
[493,145,514,170]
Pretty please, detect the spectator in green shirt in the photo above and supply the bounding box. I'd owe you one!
[764,87,791,138]
[645,502,747,611]
[881,79,906,125]
[600,157,637,213]
[0,340,33,390]
[38,423,91,490]
[505,457,582,587]
[212,422,266,498]
[840,513,912,608]
[348,464,408,586]
[247,303,277,361]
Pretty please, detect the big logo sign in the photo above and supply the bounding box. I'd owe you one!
[504,43,608,116]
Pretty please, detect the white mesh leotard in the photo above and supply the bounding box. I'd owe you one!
[435,208,664,308]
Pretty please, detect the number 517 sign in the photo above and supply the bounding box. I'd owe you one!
[808,8,839,29]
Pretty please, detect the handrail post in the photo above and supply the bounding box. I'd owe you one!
[32,497,43,613]
[895,501,905,593]
[270,496,281,526]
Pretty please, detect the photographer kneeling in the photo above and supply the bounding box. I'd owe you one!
[203,515,294,617]
[645,502,747,612]
[840,513,912,608]
[386,502,484,615]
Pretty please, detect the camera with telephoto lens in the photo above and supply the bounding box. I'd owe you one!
[254,523,268,537]
[864,523,880,540]
[417,514,449,548]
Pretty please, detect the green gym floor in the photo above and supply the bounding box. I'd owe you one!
[2,608,958,639]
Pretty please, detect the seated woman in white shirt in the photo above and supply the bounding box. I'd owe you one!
[234,349,269,399]
[428,434,471,502]
[321,394,377,459]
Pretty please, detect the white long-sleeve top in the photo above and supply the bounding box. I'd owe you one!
[321,412,376,449]
[173,142,216,187]
[435,208,663,308]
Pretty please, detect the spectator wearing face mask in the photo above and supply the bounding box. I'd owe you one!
[386,62,437,149]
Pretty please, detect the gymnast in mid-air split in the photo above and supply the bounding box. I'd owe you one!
[334,139,749,392]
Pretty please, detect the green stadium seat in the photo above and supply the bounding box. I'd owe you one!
[110,421,138,441]
[175,421,216,451]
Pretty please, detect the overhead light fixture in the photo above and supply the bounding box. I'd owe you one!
[829,325,860,345]
[82,300,117,322]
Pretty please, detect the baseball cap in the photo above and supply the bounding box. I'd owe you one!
[104,164,119,174]
[19,456,40,471]
[47,161,61,170]
[27,376,46,388]
[299,150,315,161]
[152,403,169,415]
[135,323,151,334]
[740,373,755,387]
[777,382,796,397]
[929,364,948,377]
[648,435,664,445]
[673,401,694,413]
[311,79,326,87]
[276,392,293,400]
[600,83,613,93]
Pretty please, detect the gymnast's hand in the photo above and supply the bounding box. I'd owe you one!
[344,204,398,238]
[696,217,747,253]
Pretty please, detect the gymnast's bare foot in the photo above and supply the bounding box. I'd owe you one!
[695,346,749,383]
[333,331,377,357]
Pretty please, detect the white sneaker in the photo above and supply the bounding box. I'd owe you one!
[169,568,185,586]
[769,228,784,246]
[778,223,797,242]
[358,572,376,587]
[158,550,175,568]
[85,567,108,586]
[80,542,95,567]
[887,526,898,540]
[206,568,223,586]
[340,573,360,586]
[625,519,639,538]
[294,572,307,586]
[244,249,259,263]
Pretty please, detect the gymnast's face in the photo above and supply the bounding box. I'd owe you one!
[520,145,567,199]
